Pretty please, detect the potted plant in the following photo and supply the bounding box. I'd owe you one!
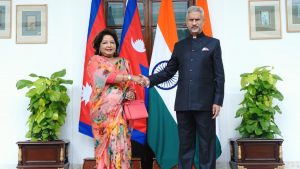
[230,66,284,169]
[16,69,72,169]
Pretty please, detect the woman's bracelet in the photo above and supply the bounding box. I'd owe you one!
[121,74,132,82]
[127,74,132,81]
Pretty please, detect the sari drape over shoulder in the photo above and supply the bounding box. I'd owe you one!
[87,55,133,169]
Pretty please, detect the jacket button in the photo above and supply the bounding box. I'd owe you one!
[189,69,192,72]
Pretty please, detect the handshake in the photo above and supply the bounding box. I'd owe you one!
[131,74,150,87]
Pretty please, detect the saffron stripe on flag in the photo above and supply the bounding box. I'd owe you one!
[196,0,213,37]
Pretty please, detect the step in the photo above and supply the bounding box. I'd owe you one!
[83,157,144,169]
[83,157,196,169]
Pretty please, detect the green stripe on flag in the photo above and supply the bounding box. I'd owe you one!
[148,88,179,169]
[216,136,222,158]
[148,88,222,169]
[193,131,222,168]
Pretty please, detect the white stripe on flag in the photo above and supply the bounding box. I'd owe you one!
[149,26,177,123]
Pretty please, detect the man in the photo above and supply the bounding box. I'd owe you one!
[141,6,225,169]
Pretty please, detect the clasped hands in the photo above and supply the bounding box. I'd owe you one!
[131,74,149,87]
[124,75,149,100]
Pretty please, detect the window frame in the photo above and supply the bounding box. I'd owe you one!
[104,0,195,61]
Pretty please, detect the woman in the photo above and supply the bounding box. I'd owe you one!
[87,29,143,169]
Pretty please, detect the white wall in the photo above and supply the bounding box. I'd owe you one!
[0,0,299,168]
[0,0,80,168]
[214,0,300,164]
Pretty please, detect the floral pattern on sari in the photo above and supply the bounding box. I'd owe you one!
[87,55,133,169]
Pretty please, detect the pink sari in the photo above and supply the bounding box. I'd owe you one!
[87,55,133,169]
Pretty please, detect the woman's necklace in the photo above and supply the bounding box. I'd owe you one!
[107,57,119,65]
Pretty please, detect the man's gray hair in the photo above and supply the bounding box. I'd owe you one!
[186,6,205,18]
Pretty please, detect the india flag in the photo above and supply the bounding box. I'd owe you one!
[147,0,179,168]
[196,0,222,159]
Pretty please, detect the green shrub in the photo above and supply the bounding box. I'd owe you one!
[16,69,73,141]
[235,66,284,139]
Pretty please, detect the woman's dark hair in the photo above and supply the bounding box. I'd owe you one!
[93,28,119,57]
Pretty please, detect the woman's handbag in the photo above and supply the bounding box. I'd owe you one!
[123,100,148,120]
